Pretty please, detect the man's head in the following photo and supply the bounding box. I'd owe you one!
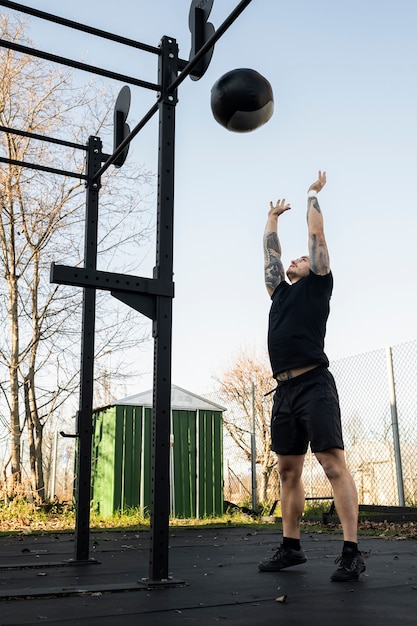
[286,256,310,283]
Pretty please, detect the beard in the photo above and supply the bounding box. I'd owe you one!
[286,267,296,282]
[286,265,309,284]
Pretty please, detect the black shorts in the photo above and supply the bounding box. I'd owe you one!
[271,366,344,455]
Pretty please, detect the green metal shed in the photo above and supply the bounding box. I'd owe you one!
[91,385,225,518]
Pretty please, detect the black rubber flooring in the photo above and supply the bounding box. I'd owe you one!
[1,527,416,625]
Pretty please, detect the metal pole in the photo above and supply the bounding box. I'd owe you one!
[74,136,102,561]
[251,382,257,512]
[386,346,405,506]
[148,36,178,582]
[50,430,58,499]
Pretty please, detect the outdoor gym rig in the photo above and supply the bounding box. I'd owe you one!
[0,0,253,586]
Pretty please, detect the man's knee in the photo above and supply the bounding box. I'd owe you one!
[315,448,347,481]
[278,455,304,484]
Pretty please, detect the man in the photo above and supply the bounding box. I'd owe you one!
[259,171,365,582]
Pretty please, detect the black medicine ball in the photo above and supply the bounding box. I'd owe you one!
[211,68,274,132]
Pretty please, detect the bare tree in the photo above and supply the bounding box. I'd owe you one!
[217,349,278,504]
[0,14,154,499]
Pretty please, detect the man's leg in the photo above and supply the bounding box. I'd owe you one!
[258,453,307,571]
[315,447,358,541]
[315,447,365,581]
[278,454,306,539]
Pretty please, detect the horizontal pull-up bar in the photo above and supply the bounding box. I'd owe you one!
[0,0,160,55]
[0,125,87,151]
[0,38,160,90]
[0,155,88,180]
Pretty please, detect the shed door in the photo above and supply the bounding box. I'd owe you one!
[171,410,197,517]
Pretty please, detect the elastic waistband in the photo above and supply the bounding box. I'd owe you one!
[276,365,327,387]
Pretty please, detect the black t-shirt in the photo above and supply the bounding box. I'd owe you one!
[267,270,333,377]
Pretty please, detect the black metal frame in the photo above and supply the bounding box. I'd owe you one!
[0,0,253,584]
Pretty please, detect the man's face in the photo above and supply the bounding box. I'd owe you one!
[286,256,310,283]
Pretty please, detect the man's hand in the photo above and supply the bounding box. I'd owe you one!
[269,198,291,218]
[308,170,327,194]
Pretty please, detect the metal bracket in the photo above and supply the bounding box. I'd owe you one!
[50,263,174,298]
[60,431,78,438]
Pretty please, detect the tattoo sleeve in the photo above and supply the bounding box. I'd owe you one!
[263,230,285,293]
[307,197,330,275]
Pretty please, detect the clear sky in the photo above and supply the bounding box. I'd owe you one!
[8,0,417,396]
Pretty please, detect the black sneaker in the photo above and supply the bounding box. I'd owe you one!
[258,544,307,572]
[331,548,366,582]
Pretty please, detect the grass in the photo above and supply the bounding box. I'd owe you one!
[0,498,416,540]
[0,499,268,536]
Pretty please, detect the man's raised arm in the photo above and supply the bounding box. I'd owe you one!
[307,170,330,276]
[263,198,291,297]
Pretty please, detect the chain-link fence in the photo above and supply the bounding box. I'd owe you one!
[208,340,417,510]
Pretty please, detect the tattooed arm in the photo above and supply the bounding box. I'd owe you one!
[263,198,291,297]
[307,170,330,276]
